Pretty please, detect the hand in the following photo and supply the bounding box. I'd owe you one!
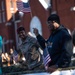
[46,65,58,73]
[33,28,39,36]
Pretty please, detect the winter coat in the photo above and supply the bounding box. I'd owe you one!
[36,25,73,68]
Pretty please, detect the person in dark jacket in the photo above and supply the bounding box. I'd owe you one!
[33,14,73,73]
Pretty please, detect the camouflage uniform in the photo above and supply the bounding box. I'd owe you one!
[18,35,43,69]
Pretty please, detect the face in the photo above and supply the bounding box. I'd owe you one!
[10,49,13,54]
[5,53,8,57]
[18,30,26,40]
[47,21,55,31]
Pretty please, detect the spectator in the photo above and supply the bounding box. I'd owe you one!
[9,48,19,65]
[1,53,8,67]
[33,14,73,73]
[5,53,10,66]
[17,26,43,70]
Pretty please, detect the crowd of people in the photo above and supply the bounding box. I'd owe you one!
[1,26,44,70]
[1,48,25,67]
[0,13,75,73]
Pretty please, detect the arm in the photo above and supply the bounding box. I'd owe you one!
[33,28,45,49]
[36,34,45,49]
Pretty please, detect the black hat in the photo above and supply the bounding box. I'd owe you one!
[47,14,60,24]
[17,26,25,34]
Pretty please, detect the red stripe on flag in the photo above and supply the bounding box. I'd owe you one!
[43,47,51,70]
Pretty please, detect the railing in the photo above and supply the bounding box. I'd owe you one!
[1,66,75,75]
[1,58,75,75]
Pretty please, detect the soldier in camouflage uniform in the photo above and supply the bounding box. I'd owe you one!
[17,27,43,70]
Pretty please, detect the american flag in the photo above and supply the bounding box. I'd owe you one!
[43,47,51,70]
[17,0,31,12]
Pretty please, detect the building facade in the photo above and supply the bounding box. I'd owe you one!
[51,0,75,31]
[0,0,50,52]
[0,0,75,52]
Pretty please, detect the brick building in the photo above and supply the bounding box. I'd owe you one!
[0,0,75,52]
[51,0,75,31]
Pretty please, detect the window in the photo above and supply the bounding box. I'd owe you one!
[30,16,42,38]
[2,12,6,22]
[2,1,4,10]
[12,13,15,21]
[0,13,2,23]
[10,0,14,8]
